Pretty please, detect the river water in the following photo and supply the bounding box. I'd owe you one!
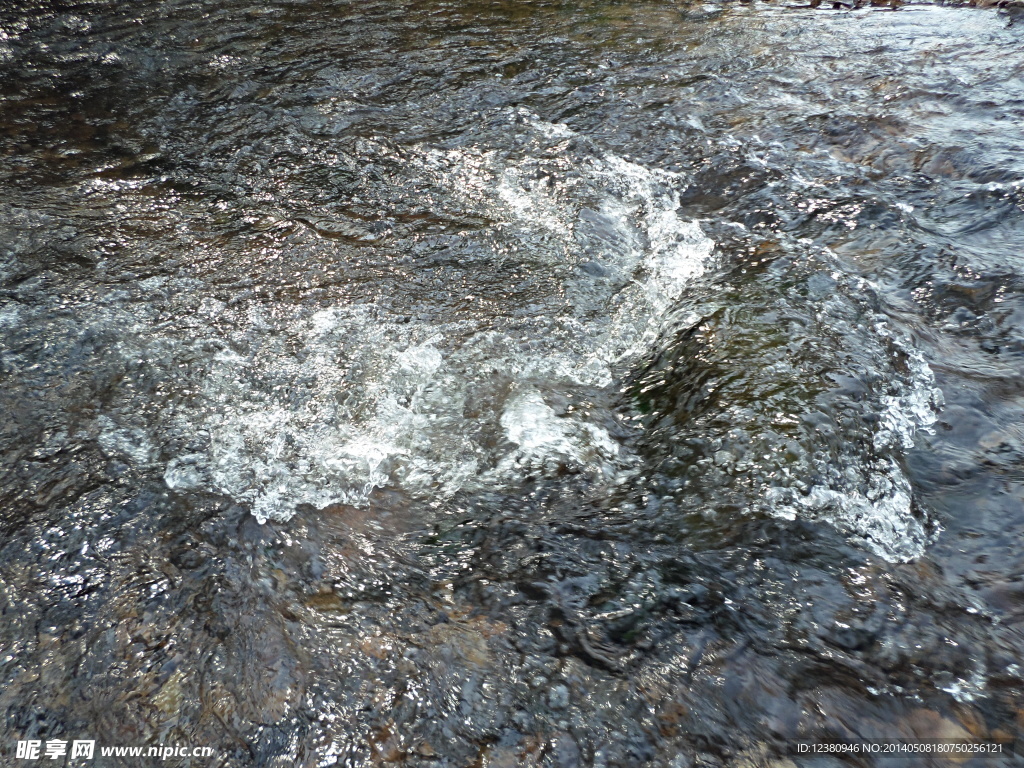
[1,1,1023,765]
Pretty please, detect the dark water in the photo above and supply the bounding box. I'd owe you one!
[2,1,1023,765]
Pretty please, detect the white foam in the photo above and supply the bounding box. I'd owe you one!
[97,415,156,466]
[143,116,715,521]
[758,302,943,561]
[872,319,944,453]
[64,109,939,562]
[494,388,627,481]
[766,460,926,562]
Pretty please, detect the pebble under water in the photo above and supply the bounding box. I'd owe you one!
[1,1,1024,765]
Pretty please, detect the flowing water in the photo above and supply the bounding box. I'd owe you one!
[2,0,1023,765]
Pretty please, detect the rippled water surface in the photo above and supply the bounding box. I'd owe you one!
[2,1,1024,765]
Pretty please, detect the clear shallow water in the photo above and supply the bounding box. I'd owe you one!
[1,1,1023,766]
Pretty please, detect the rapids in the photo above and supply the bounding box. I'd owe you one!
[1,1,1023,765]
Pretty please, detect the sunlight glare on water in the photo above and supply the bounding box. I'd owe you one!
[1,1,1023,764]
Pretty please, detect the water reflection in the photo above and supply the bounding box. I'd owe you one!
[1,1,1023,765]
